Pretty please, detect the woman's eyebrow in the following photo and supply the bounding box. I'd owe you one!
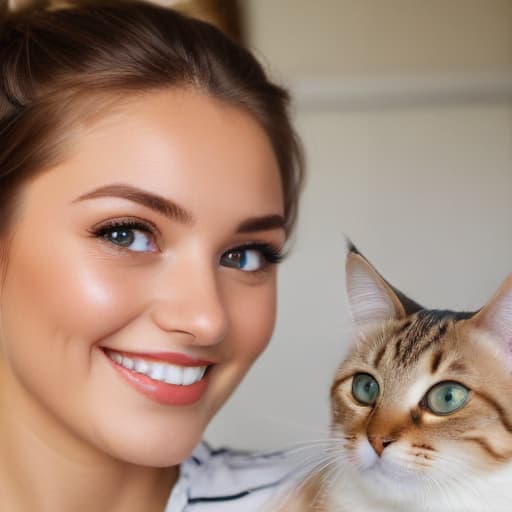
[73,183,284,233]
[235,215,285,234]
[73,183,194,224]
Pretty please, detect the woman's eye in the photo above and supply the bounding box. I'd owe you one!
[352,373,380,406]
[425,381,469,416]
[220,243,282,272]
[220,248,266,272]
[94,222,157,253]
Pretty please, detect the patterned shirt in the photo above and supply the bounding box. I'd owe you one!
[165,441,295,511]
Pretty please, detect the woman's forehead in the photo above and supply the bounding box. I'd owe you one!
[21,89,284,225]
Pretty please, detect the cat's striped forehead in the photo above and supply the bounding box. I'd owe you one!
[332,305,512,473]
[375,309,475,369]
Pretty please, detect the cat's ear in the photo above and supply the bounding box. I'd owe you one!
[469,274,512,358]
[346,243,422,329]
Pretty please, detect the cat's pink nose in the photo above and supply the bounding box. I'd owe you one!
[369,436,394,456]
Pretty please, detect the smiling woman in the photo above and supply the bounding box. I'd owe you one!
[0,2,303,511]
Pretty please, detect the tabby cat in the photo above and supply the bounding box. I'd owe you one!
[278,244,512,512]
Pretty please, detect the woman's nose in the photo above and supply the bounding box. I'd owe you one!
[149,260,229,346]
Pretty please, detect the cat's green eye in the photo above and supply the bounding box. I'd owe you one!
[426,381,469,416]
[352,373,380,406]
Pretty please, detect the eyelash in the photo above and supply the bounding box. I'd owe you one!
[89,218,284,268]
[228,242,284,266]
[90,218,159,254]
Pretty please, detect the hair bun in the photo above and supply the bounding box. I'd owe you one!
[4,0,56,14]
[6,0,34,13]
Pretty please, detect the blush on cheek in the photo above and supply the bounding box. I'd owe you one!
[61,263,140,335]
[8,238,144,351]
[245,314,275,360]
[226,279,277,361]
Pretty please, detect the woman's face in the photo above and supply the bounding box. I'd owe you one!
[0,89,284,466]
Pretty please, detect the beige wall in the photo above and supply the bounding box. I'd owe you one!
[246,0,512,78]
[206,1,512,450]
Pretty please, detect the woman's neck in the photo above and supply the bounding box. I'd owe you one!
[0,364,179,512]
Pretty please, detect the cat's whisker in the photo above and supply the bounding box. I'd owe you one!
[274,442,343,465]
[430,469,478,510]
[306,458,343,511]
[425,450,499,509]
[278,450,345,510]
[276,439,340,456]
[293,445,344,473]
[423,475,455,511]
[247,436,339,462]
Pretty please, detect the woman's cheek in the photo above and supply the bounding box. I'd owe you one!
[227,275,277,362]
[2,232,145,353]
[53,254,150,336]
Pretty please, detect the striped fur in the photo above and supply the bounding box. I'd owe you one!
[277,247,512,512]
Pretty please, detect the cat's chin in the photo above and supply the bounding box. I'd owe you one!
[353,463,426,505]
[360,459,422,484]
[350,440,428,500]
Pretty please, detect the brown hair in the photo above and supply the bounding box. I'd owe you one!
[0,0,304,243]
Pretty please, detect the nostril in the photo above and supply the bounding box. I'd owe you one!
[368,436,396,457]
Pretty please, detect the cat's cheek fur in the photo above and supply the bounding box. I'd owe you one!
[353,437,378,470]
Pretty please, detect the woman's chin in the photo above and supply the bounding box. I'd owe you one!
[100,426,202,468]
[86,403,210,467]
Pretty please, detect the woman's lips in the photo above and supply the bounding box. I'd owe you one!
[102,348,213,406]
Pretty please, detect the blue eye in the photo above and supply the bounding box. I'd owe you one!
[352,373,380,405]
[94,220,157,253]
[220,243,282,273]
[426,381,469,415]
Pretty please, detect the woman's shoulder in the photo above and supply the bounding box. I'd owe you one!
[166,441,297,511]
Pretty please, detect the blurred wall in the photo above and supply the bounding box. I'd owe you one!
[206,0,512,450]
[246,0,512,77]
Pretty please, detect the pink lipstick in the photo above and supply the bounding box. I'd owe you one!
[102,348,213,406]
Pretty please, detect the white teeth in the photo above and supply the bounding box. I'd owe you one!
[122,356,134,370]
[106,350,207,386]
[111,352,123,364]
[134,359,149,375]
[149,362,166,381]
[164,365,184,385]
[183,367,201,386]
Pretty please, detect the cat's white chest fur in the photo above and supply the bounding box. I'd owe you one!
[326,462,512,512]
